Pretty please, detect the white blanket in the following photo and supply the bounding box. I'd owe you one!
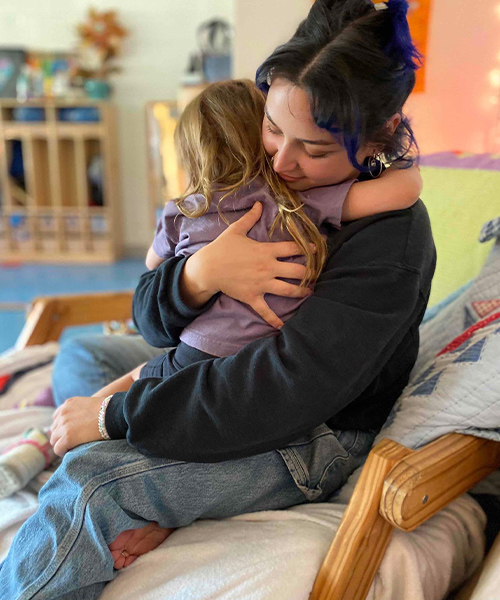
[0,345,487,600]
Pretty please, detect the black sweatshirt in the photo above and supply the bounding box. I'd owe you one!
[106,200,436,462]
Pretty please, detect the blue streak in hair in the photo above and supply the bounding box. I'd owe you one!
[386,0,423,71]
[319,115,370,173]
[255,65,270,93]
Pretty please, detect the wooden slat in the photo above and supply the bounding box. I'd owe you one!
[100,104,121,259]
[0,249,116,264]
[3,123,50,139]
[16,291,134,348]
[46,105,64,251]
[310,439,413,600]
[381,433,500,532]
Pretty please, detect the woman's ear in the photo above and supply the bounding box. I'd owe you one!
[386,113,402,134]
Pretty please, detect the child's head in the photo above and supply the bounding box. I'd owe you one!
[174,78,327,286]
[175,79,268,196]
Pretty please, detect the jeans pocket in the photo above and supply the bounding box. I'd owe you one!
[277,424,375,502]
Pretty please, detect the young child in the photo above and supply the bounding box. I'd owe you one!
[95,77,421,395]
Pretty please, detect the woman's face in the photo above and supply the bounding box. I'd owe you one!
[262,78,371,191]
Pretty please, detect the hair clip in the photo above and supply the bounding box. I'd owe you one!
[266,69,273,86]
[374,2,389,10]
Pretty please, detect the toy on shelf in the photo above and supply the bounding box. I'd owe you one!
[74,9,128,99]
[15,52,76,102]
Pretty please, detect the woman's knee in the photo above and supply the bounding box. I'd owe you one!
[52,335,130,406]
[44,440,136,495]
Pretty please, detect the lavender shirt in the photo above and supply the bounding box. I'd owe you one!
[153,177,355,357]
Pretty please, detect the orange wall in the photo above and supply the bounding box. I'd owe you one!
[407,0,500,154]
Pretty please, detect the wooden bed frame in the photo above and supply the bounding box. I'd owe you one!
[16,291,500,600]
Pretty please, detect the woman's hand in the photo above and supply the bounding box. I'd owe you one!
[50,396,103,457]
[181,202,312,329]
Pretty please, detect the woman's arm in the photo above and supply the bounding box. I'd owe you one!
[342,165,422,220]
[108,203,436,462]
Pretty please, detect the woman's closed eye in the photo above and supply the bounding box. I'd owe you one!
[264,118,332,159]
[304,150,331,159]
[265,124,281,136]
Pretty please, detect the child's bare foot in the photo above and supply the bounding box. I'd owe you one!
[109,522,175,569]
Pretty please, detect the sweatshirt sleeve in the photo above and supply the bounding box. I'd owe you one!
[108,209,433,462]
[132,256,220,348]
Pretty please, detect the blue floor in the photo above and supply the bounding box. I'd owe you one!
[0,259,146,353]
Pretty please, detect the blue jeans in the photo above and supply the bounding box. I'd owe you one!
[51,334,167,406]
[0,335,375,599]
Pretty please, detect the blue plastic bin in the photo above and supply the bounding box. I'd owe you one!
[13,107,45,122]
[58,107,100,122]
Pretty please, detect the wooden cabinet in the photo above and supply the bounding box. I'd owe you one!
[146,100,184,230]
[0,99,121,263]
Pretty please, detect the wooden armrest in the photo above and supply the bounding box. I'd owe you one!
[16,291,134,348]
[310,433,500,600]
[310,438,414,600]
[381,433,500,531]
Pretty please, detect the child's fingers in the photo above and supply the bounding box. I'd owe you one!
[250,298,284,330]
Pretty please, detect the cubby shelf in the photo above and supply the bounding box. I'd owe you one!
[0,99,121,263]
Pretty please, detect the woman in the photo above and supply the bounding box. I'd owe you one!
[0,0,435,598]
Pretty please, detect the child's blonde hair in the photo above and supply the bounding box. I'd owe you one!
[174,78,327,286]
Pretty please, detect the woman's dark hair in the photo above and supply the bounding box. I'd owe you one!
[256,0,422,171]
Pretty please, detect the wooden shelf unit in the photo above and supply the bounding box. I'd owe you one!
[0,99,121,263]
[146,100,184,230]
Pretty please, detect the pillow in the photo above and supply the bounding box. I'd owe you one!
[414,217,500,376]
[378,310,500,450]
[0,344,58,410]
[420,152,500,306]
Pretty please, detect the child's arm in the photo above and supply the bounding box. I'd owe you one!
[91,363,146,398]
[342,164,422,221]
[146,245,166,270]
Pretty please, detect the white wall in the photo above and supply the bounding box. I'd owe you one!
[233,0,310,80]
[0,0,234,254]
